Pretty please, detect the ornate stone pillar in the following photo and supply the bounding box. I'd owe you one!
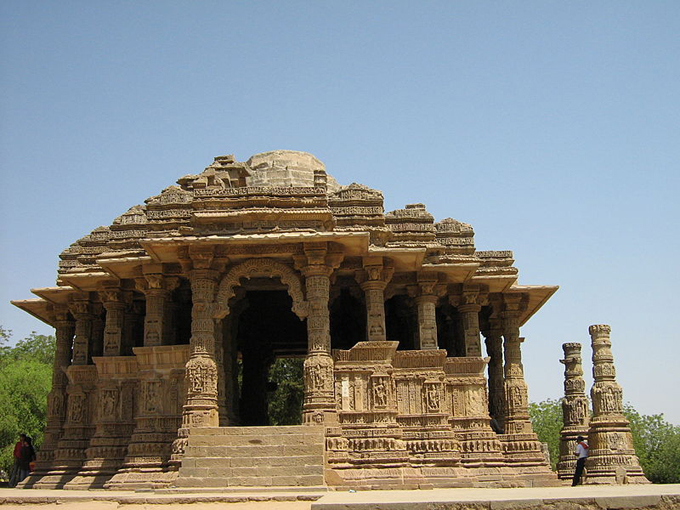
[584,325,648,484]
[123,299,144,356]
[499,294,550,472]
[411,273,441,350]
[356,257,393,342]
[137,272,179,347]
[183,268,220,426]
[70,296,93,365]
[31,295,99,488]
[501,295,531,435]
[100,286,125,356]
[458,284,485,357]
[482,317,504,429]
[35,306,75,469]
[297,242,342,425]
[171,246,223,463]
[557,342,590,481]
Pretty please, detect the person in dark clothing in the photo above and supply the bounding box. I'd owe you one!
[8,433,26,487]
[16,436,35,484]
[572,435,589,486]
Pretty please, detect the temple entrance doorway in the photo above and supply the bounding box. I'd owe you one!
[233,287,307,426]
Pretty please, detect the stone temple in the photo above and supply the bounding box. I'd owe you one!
[14,150,563,490]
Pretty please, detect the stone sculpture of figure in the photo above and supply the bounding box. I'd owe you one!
[69,395,84,424]
[426,384,440,411]
[373,379,387,408]
[102,390,117,419]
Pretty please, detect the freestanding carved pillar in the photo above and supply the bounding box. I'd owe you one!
[557,343,590,481]
[412,273,440,350]
[356,257,393,342]
[171,261,221,464]
[482,317,504,428]
[299,243,341,425]
[584,325,648,484]
[35,306,74,469]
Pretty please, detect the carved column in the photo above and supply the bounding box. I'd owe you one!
[31,295,99,488]
[36,306,75,468]
[584,325,648,484]
[458,285,484,357]
[170,249,221,464]
[298,242,341,425]
[70,296,93,365]
[499,294,549,470]
[183,269,220,425]
[100,286,125,356]
[557,343,590,480]
[138,272,179,347]
[411,273,441,350]
[356,257,393,342]
[482,317,505,428]
[501,296,531,435]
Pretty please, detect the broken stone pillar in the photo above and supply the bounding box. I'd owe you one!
[557,342,590,481]
[584,325,649,484]
[356,257,393,342]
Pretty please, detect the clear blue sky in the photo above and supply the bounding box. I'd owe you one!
[1,2,678,423]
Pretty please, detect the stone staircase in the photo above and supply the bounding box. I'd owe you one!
[175,425,326,488]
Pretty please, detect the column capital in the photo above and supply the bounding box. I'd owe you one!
[355,257,394,289]
[294,242,344,277]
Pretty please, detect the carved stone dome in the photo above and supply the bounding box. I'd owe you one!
[245,150,341,191]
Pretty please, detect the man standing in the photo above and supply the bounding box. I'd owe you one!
[8,433,26,487]
[572,435,589,486]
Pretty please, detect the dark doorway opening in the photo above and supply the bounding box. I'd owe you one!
[235,289,306,426]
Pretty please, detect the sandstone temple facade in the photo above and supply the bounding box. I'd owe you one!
[14,150,563,489]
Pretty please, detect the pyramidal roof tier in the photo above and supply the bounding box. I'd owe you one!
[55,150,518,285]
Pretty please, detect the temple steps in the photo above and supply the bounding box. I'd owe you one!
[175,425,326,488]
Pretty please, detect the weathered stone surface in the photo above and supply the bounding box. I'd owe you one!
[16,148,635,491]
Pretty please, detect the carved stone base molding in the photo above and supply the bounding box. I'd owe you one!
[105,345,190,489]
[26,365,98,489]
[65,356,137,489]
[327,342,557,488]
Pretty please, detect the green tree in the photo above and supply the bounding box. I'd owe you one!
[0,328,55,475]
[268,357,304,425]
[528,398,562,470]
[624,404,680,484]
